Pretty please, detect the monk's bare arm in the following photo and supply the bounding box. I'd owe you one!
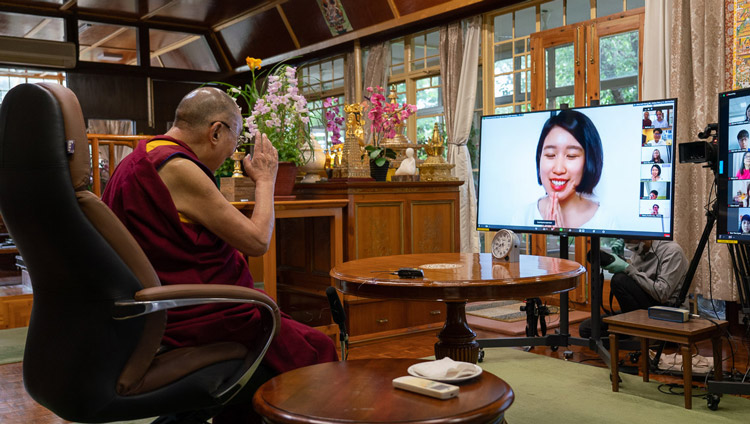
[158,158,274,256]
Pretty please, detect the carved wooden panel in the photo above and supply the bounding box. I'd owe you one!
[410,200,455,254]
[353,202,404,259]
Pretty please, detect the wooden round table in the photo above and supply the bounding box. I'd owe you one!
[253,358,514,424]
[330,253,585,363]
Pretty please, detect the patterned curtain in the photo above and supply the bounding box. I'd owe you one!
[671,0,736,300]
[441,16,481,253]
[361,42,390,144]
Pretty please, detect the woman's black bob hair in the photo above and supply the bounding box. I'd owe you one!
[535,109,603,194]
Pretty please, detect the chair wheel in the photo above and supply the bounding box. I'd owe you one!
[478,349,485,363]
[707,393,720,411]
[628,351,641,364]
[563,350,573,360]
[550,346,558,352]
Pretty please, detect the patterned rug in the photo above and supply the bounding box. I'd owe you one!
[466,300,560,322]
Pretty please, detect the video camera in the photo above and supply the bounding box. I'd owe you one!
[678,123,718,170]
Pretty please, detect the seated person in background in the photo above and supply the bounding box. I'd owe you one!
[652,109,669,128]
[647,128,664,146]
[740,214,750,234]
[737,151,750,179]
[603,239,688,314]
[651,148,664,163]
[738,129,749,151]
[102,88,337,422]
[650,164,662,182]
[642,111,652,127]
[649,190,658,200]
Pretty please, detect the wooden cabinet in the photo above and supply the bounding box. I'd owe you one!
[0,286,33,329]
[283,181,461,341]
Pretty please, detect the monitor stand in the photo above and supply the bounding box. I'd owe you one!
[478,235,612,367]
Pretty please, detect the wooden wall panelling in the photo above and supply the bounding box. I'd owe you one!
[353,200,404,259]
[279,0,331,47]
[410,200,456,254]
[218,8,296,66]
[339,0,395,28]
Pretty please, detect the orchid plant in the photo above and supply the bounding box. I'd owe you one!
[360,86,417,166]
[323,97,344,146]
[218,57,313,167]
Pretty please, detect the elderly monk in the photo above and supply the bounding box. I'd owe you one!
[102,88,337,396]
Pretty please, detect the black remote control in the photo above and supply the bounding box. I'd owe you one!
[396,267,424,278]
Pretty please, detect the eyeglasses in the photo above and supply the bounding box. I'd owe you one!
[213,121,248,149]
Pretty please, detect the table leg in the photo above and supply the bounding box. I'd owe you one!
[435,301,479,363]
[712,335,723,382]
[641,337,650,382]
[681,344,692,409]
[610,333,619,392]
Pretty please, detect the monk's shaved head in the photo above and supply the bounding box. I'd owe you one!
[173,87,241,130]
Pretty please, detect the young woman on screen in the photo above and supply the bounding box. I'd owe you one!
[650,164,662,181]
[651,149,664,163]
[515,109,605,229]
[739,215,750,234]
[737,152,750,179]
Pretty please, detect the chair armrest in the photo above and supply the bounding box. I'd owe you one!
[114,284,282,402]
[113,284,280,338]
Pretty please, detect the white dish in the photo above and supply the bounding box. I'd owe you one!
[407,362,483,383]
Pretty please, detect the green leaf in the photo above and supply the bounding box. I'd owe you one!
[374,157,387,167]
[369,149,381,160]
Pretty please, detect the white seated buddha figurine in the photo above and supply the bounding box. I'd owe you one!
[395,147,416,176]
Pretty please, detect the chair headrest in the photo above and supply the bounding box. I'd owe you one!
[37,83,91,191]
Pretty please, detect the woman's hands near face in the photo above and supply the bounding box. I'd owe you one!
[542,193,564,228]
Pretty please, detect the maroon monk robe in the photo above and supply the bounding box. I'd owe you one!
[102,136,337,373]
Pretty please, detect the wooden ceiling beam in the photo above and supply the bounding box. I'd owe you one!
[387,0,401,19]
[212,0,288,32]
[126,33,201,65]
[261,0,492,66]
[140,0,182,20]
[276,4,300,50]
[60,0,77,11]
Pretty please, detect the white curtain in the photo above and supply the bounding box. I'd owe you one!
[447,16,481,253]
[642,0,673,99]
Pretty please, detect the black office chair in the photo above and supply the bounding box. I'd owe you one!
[0,83,280,423]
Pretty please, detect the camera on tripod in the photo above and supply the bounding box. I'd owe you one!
[678,123,718,169]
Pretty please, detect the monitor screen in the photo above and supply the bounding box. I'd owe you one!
[476,99,677,239]
[717,87,750,243]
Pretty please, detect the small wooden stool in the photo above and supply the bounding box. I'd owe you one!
[603,309,727,409]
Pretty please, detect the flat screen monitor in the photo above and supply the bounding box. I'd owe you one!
[717,87,750,243]
[476,99,677,239]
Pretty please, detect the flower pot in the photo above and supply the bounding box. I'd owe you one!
[369,160,390,182]
[275,162,298,197]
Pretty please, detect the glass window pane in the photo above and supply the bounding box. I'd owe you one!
[540,0,563,31]
[391,63,405,74]
[391,40,404,65]
[321,60,332,83]
[426,55,440,68]
[0,12,66,41]
[494,74,513,98]
[515,72,528,102]
[475,65,483,110]
[416,116,444,143]
[597,0,623,18]
[79,21,138,66]
[514,39,527,55]
[627,0,645,10]
[333,57,344,80]
[599,31,639,79]
[495,105,513,114]
[413,35,425,60]
[566,0,591,25]
[416,89,440,109]
[149,29,219,72]
[514,7,536,38]
[494,42,513,73]
[426,30,439,56]
[494,13,512,43]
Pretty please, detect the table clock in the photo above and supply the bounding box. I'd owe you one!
[491,229,520,262]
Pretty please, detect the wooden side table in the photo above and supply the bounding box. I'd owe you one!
[603,310,728,409]
[253,358,514,423]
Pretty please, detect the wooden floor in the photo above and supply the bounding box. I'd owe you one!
[1,321,748,423]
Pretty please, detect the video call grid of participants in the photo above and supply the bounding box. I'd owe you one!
[640,106,673,217]
[725,94,750,236]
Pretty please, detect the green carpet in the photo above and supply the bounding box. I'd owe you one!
[0,326,26,365]
[479,347,749,423]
